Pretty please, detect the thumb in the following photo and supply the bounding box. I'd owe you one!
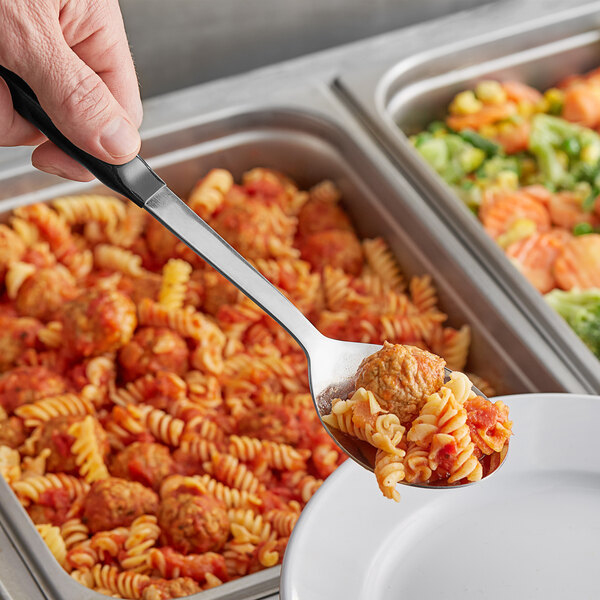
[20,44,141,164]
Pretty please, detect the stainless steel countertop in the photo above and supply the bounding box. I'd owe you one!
[120,0,498,97]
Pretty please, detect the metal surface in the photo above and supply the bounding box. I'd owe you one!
[0,95,582,599]
[0,518,47,600]
[120,0,499,98]
[335,1,600,394]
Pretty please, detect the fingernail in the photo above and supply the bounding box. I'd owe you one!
[100,117,140,159]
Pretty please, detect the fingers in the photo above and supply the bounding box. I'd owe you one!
[31,141,94,182]
[0,76,46,147]
[17,40,141,166]
[61,0,143,128]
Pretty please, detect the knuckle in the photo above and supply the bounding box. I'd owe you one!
[61,67,112,124]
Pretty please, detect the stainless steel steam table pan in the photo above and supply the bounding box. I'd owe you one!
[0,95,588,600]
[335,1,600,393]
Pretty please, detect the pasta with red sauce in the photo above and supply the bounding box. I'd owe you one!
[0,169,491,598]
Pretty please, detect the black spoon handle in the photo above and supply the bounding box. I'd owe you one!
[0,65,163,207]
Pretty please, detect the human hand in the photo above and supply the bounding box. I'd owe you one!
[0,0,142,181]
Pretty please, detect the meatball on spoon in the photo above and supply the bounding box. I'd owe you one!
[0,67,505,487]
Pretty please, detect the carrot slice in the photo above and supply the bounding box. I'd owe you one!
[506,230,572,293]
[557,73,585,90]
[480,188,551,239]
[492,120,531,154]
[562,84,600,128]
[502,81,543,105]
[554,234,600,290]
[446,102,517,131]
[548,191,600,229]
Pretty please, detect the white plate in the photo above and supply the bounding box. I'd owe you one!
[281,394,600,600]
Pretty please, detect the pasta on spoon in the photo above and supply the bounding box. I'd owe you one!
[323,342,512,501]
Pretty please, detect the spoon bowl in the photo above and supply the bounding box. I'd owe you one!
[0,65,508,488]
[307,336,505,486]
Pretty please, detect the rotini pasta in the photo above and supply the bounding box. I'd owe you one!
[68,415,109,483]
[12,473,90,505]
[227,509,273,544]
[0,169,495,598]
[52,195,127,226]
[209,452,265,494]
[158,259,192,311]
[325,344,510,499]
[95,244,145,277]
[36,524,67,566]
[15,393,95,427]
[0,445,21,483]
[60,518,90,550]
[120,515,161,573]
[374,449,405,502]
[91,564,150,599]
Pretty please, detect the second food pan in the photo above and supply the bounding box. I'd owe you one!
[335,2,600,393]
[0,98,587,600]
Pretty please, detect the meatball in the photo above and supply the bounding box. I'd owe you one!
[0,316,41,371]
[15,267,78,320]
[61,290,137,357]
[0,416,26,448]
[118,327,189,381]
[36,416,108,474]
[243,168,298,212]
[355,342,446,426]
[299,230,363,275]
[141,577,202,600]
[158,493,229,554]
[202,271,239,316]
[297,198,354,239]
[82,477,159,533]
[145,218,179,266]
[0,366,69,413]
[211,198,295,260]
[110,442,175,491]
[237,404,300,446]
[117,273,162,305]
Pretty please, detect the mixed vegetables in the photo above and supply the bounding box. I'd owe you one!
[412,72,600,358]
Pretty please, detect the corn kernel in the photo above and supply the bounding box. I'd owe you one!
[449,91,483,116]
[475,80,507,104]
[556,150,569,169]
[545,88,565,104]
[574,181,592,199]
[497,218,537,249]
[496,120,516,135]
[517,101,535,117]
[581,143,600,165]
[479,124,498,138]
[544,88,564,114]
[535,98,551,113]
[495,170,519,189]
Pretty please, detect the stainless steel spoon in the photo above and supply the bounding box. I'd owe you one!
[0,66,507,486]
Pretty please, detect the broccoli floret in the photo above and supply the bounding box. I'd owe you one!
[545,288,600,358]
[475,155,520,179]
[529,114,600,190]
[413,133,486,185]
